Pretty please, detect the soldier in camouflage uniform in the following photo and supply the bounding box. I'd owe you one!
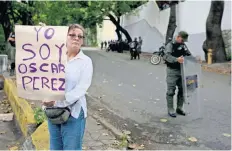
[163,31,192,118]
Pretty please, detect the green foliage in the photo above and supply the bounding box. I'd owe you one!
[0,25,6,54]
[0,1,35,40]
[0,25,5,43]
[9,1,34,25]
[1,1,148,42]
[84,1,147,18]
[34,107,47,125]
[31,1,147,27]
[32,1,101,28]
[85,27,98,46]
[119,134,128,148]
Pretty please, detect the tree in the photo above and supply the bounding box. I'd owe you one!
[162,1,179,44]
[31,1,101,46]
[13,1,34,25]
[1,1,147,43]
[107,1,148,42]
[165,4,177,44]
[32,1,100,29]
[0,1,34,41]
[0,1,13,41]
[204,0,226,62]
[84,1,148,42]
[32,1,78,25]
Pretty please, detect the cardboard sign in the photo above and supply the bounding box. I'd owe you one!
[181,56,202,119]
[15,25,68,101]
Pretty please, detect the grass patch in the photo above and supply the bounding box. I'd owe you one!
[33,107,46,126]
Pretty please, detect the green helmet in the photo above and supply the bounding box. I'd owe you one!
[178,31,189,42]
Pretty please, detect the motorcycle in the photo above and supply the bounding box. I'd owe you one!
[150,43,165,65]
[106,46,110,52]
[150,38,172,65]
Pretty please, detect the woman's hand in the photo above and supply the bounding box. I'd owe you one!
[8,37,15,42]
[42,100,55,107]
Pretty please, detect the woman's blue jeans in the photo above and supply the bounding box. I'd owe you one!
[48,108,86,150]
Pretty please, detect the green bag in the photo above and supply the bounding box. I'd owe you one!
[44,107,71,124]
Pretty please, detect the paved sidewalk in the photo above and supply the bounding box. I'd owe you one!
[201,62,231,75]
[0,91,24,150]
[83,116,118,150]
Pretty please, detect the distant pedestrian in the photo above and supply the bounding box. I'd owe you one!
[101,41,103,49]
[138,36,143,54]
[129,37,139,60]
[104,41,107,48]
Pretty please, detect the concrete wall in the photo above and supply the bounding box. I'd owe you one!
[120,1,170,52]
[120,0,231,60]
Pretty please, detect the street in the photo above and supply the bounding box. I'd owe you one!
[85,50,231,150]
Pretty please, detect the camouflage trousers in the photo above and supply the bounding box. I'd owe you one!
[166,68,184,112]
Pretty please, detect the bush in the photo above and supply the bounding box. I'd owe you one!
[34,107,47,125]
[0,25,5,43]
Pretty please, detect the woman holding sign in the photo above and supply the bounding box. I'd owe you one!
[42,24,93,150]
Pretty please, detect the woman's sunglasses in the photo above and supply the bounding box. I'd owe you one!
[68,34,85,39]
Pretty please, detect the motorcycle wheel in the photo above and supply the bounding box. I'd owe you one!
[150,54,161,65]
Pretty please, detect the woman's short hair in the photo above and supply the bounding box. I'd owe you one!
[67,24,85,36]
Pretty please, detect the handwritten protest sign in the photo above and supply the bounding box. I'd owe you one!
[15,25,68,101]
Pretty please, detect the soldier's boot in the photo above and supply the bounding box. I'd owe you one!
[166,93,176,118]
[176,90,186,116]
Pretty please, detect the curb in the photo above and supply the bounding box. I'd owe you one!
[201,64,231,75]
[91,113,123,140]
[3,78,49,150]
[3,78,36,137]
[87,94,124,140]
[30,122,49,150]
